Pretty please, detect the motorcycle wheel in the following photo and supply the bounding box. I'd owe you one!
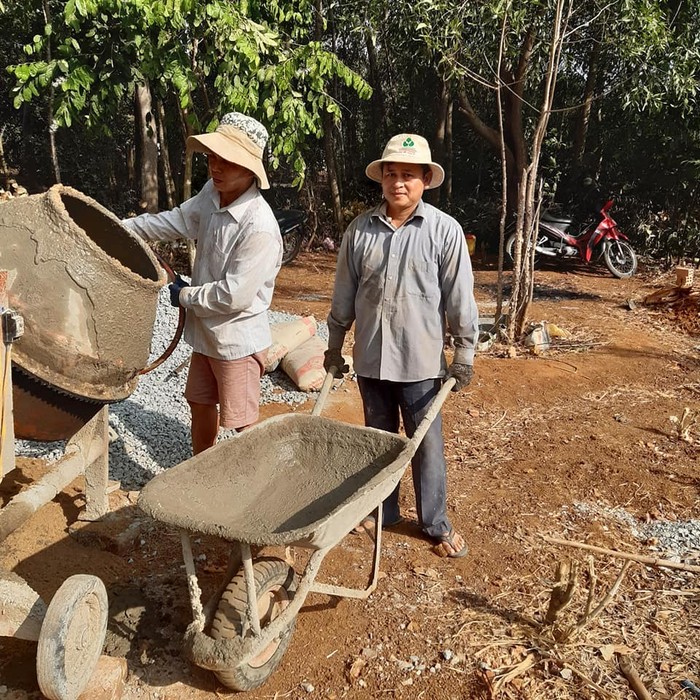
[603,240,637,278]
[505,233,540,267]
[281,227,303,265]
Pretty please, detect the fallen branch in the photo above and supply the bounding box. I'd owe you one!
[618,654,652,700]
[557,561,632,642]
[489,410,508,430]
[545,560,578,625]
[493,653,538,693]
[583,556,597,618]
[542,536,700,573]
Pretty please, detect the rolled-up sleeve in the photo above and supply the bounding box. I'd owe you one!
[440,225,478,363]
[327,225,359,347]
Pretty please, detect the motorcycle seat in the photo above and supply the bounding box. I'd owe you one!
[541,210,573,225]
[274,209,306,228]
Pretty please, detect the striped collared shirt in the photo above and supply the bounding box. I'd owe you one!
[328,199,478,382]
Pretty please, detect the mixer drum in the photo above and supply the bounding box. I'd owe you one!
[0,185,166,440]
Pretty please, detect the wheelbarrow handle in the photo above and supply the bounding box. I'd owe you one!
[407,377,456,450]
[311,372,456,431]
[310,368,337,417]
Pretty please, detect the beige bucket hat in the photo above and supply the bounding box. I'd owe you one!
[187,112,270,190]
[365,133,445,189]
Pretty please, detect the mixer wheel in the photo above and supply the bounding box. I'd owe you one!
[36,574,109,700]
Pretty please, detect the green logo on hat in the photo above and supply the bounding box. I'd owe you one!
[403,137,415,147]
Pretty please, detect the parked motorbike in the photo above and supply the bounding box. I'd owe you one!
[506,199,638,278]
[274,209,306,265]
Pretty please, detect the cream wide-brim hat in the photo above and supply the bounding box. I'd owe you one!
[365,133,445,189]
[187,123,270,190]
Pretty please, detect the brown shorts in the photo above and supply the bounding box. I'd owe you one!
[184,351,266,429]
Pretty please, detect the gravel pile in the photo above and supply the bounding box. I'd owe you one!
[16,289,330,490]
[570,501,700,562]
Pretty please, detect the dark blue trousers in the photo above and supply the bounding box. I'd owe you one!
[357,376,451,539]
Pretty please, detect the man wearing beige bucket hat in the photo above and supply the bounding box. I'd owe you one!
[123,112,282,454]
[325,133,478,559]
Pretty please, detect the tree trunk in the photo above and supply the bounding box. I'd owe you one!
[571,37,601,167]
[0,126,9,190]
[509,0,571,340]
[156,98,176,209]
[323,114,344,236]
[126,144,135,193]
[42,0,60,184]
[316,0,344,236]
[444,97,454,208]
[456,86,522,213]
[428,76,450,207]
[135,82,159,213]
[365,24,387,157]
[176,103,197,272]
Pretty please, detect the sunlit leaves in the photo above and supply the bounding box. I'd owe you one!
[7,0,371,184]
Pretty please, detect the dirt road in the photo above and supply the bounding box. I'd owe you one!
[1,253,698,699]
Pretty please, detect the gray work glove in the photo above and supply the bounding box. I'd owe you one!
[323,348,349,378]
[445,343,474,392]
[445,362,473,392]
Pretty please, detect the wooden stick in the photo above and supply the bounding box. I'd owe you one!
[617,654,652,700]
[545,560,578,625]
[558,561,632,643]
[542,536,700,573]
[583,556,596,618]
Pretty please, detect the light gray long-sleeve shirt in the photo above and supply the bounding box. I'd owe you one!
[327,199,478,382]
[123,180,282,361]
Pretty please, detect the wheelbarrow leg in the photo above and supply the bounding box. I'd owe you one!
[310,503,385,600]
[181,530,205,631]
[241,543,262,636]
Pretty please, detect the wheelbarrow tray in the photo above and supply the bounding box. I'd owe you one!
[139,414,411,551]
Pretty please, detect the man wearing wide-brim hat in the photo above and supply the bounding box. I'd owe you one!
[325,133,478,559]
[124,112,282,454]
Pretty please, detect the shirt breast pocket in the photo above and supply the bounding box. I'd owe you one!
[405,260,439,298]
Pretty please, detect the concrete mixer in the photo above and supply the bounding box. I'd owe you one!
[0,185,168,699]
[1,184,166,441]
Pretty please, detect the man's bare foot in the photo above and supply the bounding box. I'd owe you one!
[433,528,468,558]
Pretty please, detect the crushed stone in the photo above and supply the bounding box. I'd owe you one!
[566,501,700,562]
[15,289,332,490]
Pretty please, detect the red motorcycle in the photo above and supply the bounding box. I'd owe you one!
[506,200,638,278]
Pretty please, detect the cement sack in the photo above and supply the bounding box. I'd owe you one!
[281,335,327,391]
[265,316,317,372]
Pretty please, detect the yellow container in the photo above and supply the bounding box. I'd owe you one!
[465,234,476,256]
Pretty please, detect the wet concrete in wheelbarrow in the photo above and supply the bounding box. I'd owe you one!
[138,415,410,549]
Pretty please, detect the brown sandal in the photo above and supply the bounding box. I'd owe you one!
[433,528,469,558]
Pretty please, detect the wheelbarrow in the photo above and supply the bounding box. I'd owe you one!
[138,372,455,691]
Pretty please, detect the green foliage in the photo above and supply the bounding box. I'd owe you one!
[2,0,699,258]
[7,0,371,184]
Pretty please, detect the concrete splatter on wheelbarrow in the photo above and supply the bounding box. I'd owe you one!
[138,374,455,691]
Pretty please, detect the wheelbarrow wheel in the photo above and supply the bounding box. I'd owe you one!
[210,556,298,691]
[36,574,108,700]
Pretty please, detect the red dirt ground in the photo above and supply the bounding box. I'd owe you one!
[1,252,698,700]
